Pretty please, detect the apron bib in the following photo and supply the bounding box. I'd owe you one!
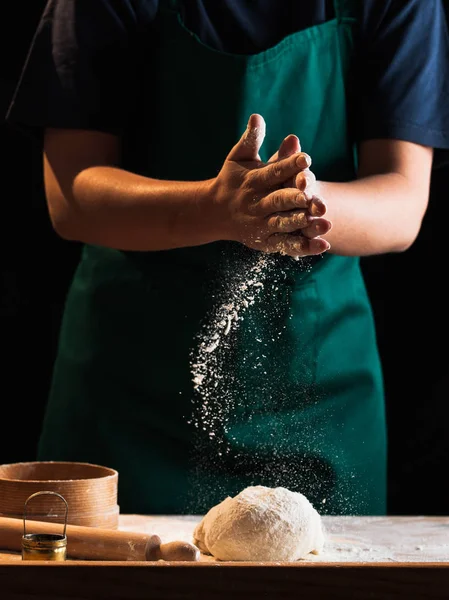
[38,0,386,516]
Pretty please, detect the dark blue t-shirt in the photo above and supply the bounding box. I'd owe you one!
[6,0,449,165]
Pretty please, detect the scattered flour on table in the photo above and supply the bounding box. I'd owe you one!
[118,515,449,563]
[193,485,324,561]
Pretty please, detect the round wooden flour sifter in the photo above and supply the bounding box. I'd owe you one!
[0,461,119,529]
[0,461,201,561]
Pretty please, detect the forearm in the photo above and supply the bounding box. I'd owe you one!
[316,173,428,256]
[52,166,218,251]
[44,124,324,258]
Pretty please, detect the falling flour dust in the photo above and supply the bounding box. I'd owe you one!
[187,250,360,514]
[187,251,321,509]
[189,252,271,447]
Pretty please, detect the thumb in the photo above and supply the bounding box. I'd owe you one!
[227,114,266,162]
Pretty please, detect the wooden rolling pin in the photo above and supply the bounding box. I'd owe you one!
[0,516,200,561]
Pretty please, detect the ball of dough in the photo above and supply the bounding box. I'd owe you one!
[193,485,324,561]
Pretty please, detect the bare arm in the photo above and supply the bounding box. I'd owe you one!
[43,129,217,250]
[315,139,434,255]
[43,118,329,256]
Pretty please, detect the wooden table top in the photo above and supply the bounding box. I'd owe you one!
[1,515,449,599]
[0,515,449,564]
[1,514,449,563]
[118,514,449,563]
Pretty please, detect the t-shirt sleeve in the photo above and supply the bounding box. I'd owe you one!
[5,0,157,139]
[354,0,449,166]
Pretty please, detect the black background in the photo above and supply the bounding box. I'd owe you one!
[1,2,448,515]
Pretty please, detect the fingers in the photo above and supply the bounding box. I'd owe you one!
[300,217,332,238]
[266,214,331,236]
[295,169,316,199]
[268,134,301,163]
[264,233,331,258]
[280,135,301,158]
[252,189,326,217]
[268,135,302,189]
[227,114,266,162]
[266,210,310,232]
[249,152,312,190]
[253,189,309,215]
[310,195,326,217]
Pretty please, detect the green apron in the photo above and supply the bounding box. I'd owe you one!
[38,0,387,515]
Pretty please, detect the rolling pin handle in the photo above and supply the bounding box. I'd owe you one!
[143,534,163,560]
[158,541,200,562]
[145,538,200,562]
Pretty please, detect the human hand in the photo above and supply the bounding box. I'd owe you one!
[208,114,330,258]
[267,134,331,250]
